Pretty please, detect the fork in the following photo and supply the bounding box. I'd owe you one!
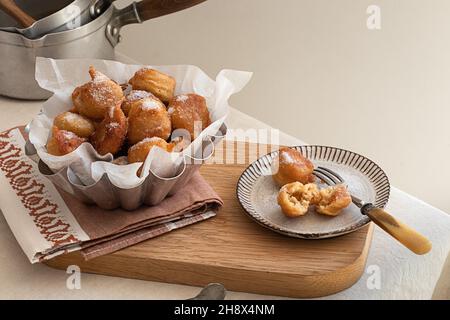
[313,167,432,255]
[188,283,227,300]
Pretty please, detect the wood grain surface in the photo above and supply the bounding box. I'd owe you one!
[44,142,374,298]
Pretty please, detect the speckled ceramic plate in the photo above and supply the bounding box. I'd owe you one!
[236,145,390,239]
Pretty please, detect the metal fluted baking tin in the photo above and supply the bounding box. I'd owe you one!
[26,124,227,211]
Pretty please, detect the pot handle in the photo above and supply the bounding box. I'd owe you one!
[106,0,207,46]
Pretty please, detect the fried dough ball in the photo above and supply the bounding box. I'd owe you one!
[127,137,173,164]
[68,106,78,113]
[121,90,154,116]
[46,139,62,156]
[277,182,320,218]
[315,184,352,216]
[46,126,86,156]
[169,136,189,152]
[128,68,176,103]
[90,104,128,156]
[53,111,95,138]
[112,156,129,166]
[168,94,211,140]
[272,147,315,187]
[72,66,124,120]
[127,97,171,145]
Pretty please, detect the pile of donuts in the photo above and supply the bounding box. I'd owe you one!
[46,66,211,169]
[272,147,352,218]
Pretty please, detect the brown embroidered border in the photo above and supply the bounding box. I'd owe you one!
[0,128,80,248]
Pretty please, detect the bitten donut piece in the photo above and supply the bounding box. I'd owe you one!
[127,137,173,164]
[127,97,172,145]
[128,68,176,104]
[315,184,352,216]
[277,182,320,218]
[53,111,95,138]
[90,103,128,156]
[168,93,211,140]
[72,66,124,120]
[121,90,154,116]
[272,147,315,187]
[46,126,86,156]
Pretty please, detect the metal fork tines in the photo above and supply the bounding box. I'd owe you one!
[313,166,365,208]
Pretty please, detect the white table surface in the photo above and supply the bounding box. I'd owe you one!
[0,95,449,300]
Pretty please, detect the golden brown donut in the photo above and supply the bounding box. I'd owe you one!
[315,184,352,216]
[277,182,320,218]
[53,111,95,138]
[127,137,172,164]
[72,66,124,120]
[168,93,211,140]
[127,97,171,145]
[272,147,315,187]
[90,103,128,156]
[46,126,87,156]
[121,90,154,116]
[128,68,176,104]
[112,156,129,166]
[168,136,189,152]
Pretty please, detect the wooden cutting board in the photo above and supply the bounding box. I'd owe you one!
[44,141,373,298]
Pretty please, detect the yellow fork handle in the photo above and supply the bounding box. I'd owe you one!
[362,205,432,255]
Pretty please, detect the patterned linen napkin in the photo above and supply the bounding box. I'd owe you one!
[0,127,222,263]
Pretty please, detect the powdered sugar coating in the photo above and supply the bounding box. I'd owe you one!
[61,112,81,122]
[176,95,189,102]
[126,90,152,101]
[107,122,120,129]
[91,70,109,83]
[129,137,165,152]
[140,98,162,111]
[60,130,79,139]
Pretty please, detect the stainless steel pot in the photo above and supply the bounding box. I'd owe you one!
[0,0,207,100]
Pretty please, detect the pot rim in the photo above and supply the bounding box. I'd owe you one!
[0,0,94,38]
[0,4,115,48]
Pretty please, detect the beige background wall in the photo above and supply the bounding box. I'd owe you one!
[116,0,450,213]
